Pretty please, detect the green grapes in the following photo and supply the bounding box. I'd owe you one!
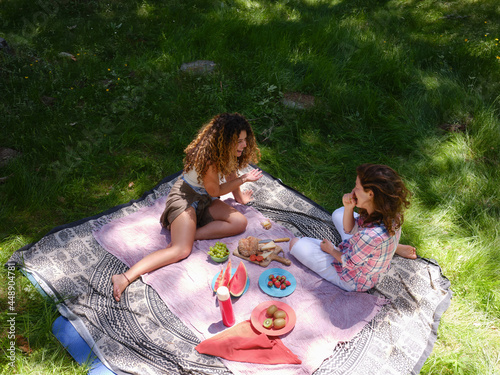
[208,241,229,258]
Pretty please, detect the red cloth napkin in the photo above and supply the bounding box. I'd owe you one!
[195,320,302,365]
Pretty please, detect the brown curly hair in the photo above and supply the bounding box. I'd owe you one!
[356,164,411,236]
[183,113,261,182]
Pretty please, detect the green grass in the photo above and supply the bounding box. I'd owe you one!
[1,0,500,373]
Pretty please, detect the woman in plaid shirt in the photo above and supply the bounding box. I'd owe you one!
[290,164,412,292]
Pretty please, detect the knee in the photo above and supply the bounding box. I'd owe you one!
[172,246,192,262]
[289,237,307,258]
[331,207,344,223]
[230,213,247,235]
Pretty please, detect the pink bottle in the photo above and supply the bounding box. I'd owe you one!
[217,286,235,327]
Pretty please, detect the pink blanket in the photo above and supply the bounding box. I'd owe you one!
[93,194,387,375]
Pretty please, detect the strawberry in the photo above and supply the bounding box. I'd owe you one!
[274,281,281,288]
[285,280,291,286]
[280,283,286,290]
[267,281,273,287]
[269,274,274,280]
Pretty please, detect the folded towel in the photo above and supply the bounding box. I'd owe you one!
[195,320,302,365]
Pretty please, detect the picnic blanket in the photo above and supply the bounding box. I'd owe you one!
[93,190,387,375]
[7,168,452,375]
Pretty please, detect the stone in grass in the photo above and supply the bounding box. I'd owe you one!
[0,148,21,183]
[41,96,56,106]
[180,60,217,75]
[0,148,20,168]
[281,92,316,110]
[0,38,13,54]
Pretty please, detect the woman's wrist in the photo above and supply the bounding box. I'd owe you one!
[240,175,246,184]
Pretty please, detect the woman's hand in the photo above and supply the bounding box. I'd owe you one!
[238,189,254,205]
[224,169,261,204]
[320,239,335,255]
[241,168,263,183]
[342,192,356,210]
[342,193,356,233]
[321,239,342,262]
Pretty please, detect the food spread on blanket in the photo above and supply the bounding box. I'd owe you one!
[204,229,298,355]
[234,236,292,267]
[209,239,297,337]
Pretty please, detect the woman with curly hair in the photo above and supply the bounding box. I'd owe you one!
[112,113,262,301]
[290,164,414,292]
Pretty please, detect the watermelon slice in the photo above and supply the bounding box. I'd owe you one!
[213,269,224,292]
[220,258,232,288]
[229,261,248,297]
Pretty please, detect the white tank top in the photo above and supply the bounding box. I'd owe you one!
[183,167,225,189]
[183,168,205,188]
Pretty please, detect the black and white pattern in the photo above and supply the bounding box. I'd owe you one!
[7,169,451,375]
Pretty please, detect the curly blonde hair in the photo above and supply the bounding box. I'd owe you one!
[183,113,261,182]
[356,164,411,236]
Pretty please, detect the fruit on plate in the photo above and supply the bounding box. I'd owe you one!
[263,318,273,329]
[273,318,286,329]
[220,259,232,288]
[273,310,287,319]
[213,269,224,292]
[268,273,292,290]
[266,304,278,317]
[228,261,248,297]
[258,304,289,331]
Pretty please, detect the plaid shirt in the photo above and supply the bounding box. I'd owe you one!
[332,217,400,292]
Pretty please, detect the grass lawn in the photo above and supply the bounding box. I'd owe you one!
[1,0,499,373]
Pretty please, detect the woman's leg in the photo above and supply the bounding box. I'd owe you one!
[112,207,197,302]
[194,199,247,240]
[290,237,356,292]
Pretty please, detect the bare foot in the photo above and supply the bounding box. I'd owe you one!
[112,273,130,302]
[396,244,417,259]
